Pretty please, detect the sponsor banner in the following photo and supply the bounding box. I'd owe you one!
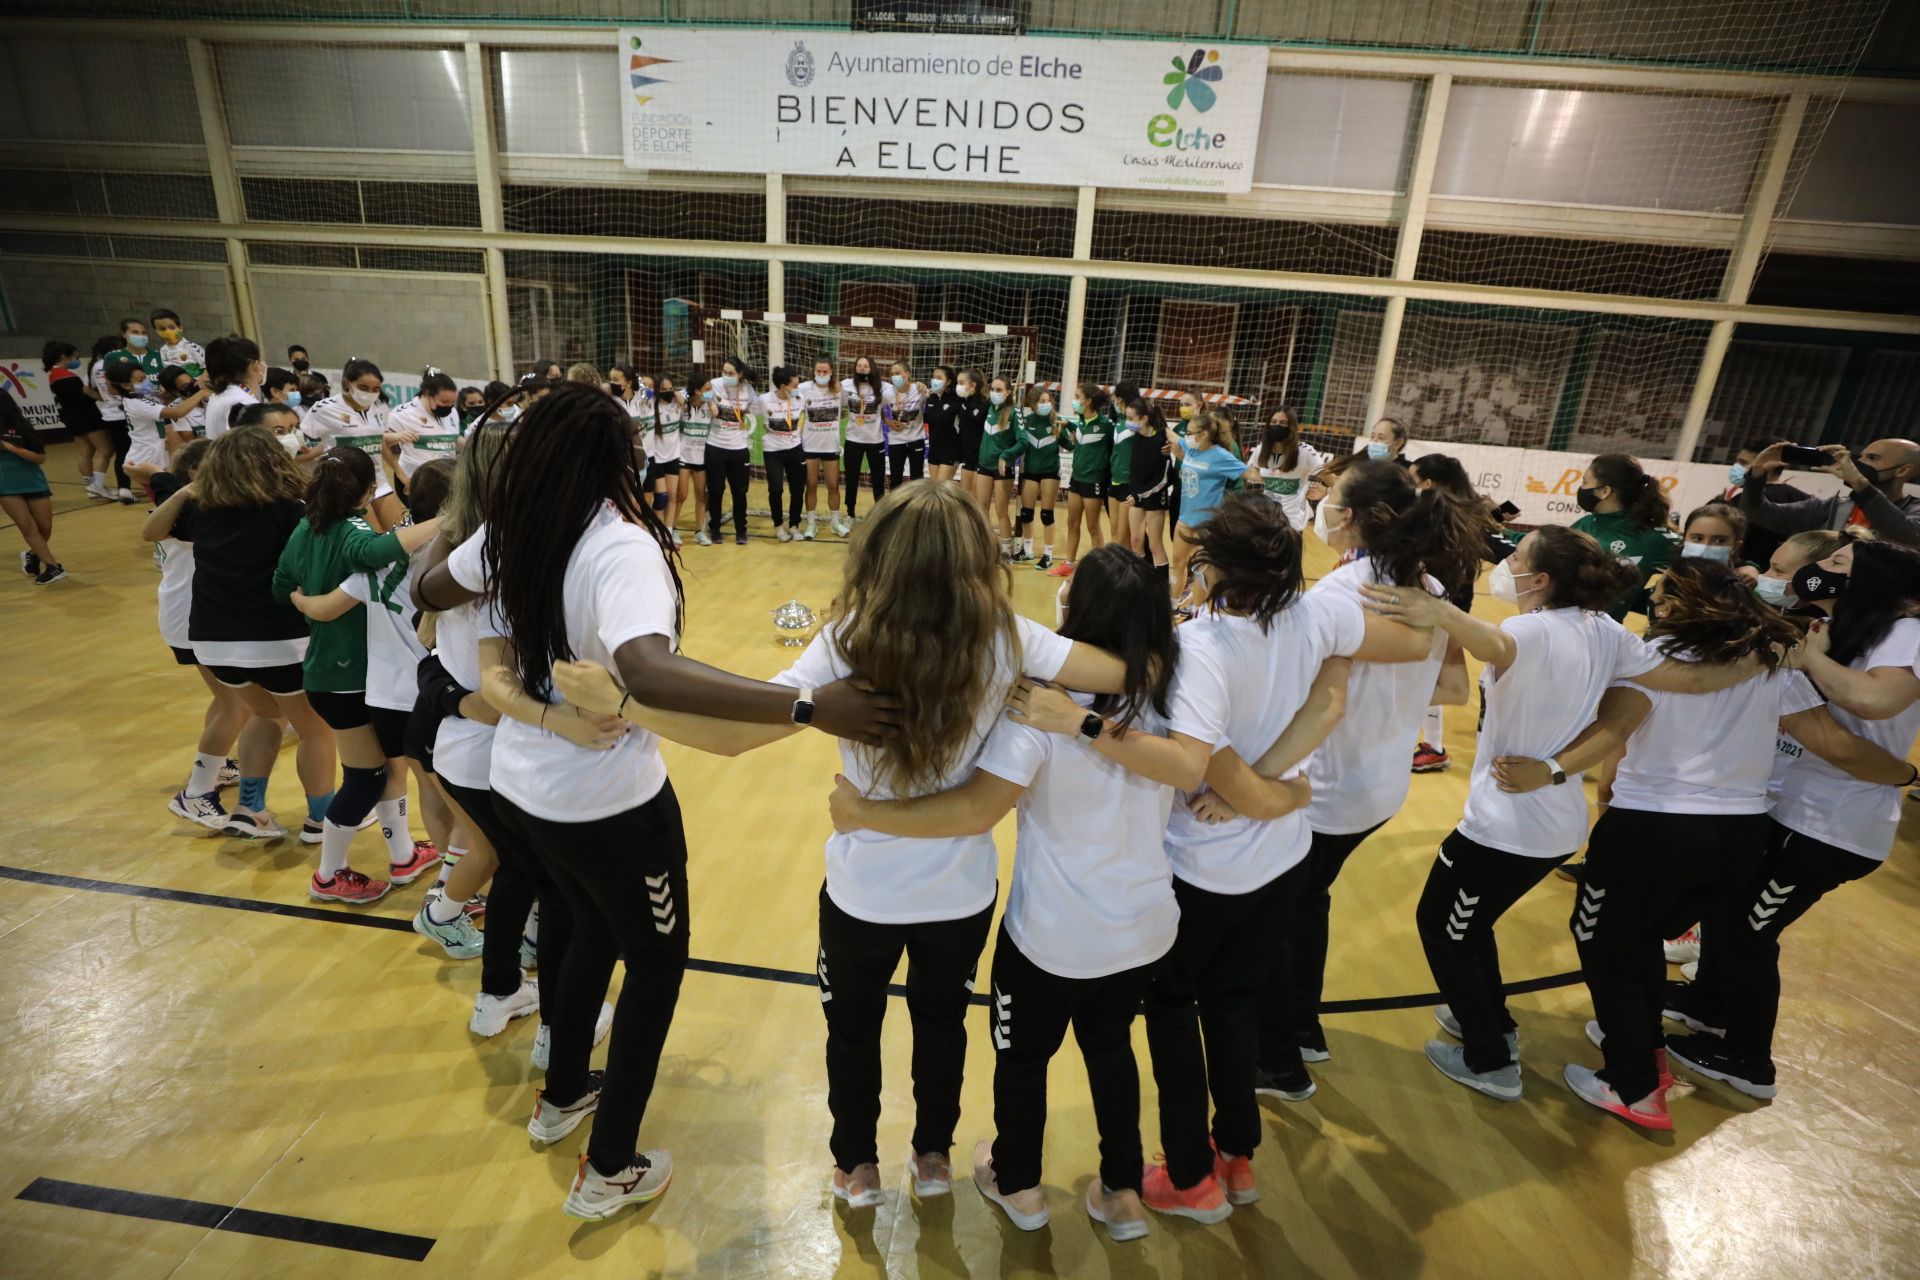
[0,355,62,434]
[619,29,1266,191]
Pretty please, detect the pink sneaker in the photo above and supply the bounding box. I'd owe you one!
[1563,1063,1673,1130]
[387,841,442,885]
[309,867,392,905]
[1211,1146,1259,1205]
[1046,560,1074,578]
[1140,1162,1231,1224]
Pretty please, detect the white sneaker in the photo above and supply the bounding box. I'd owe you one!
[973,1139,1048,1231]
[470,978,540,1037]
[671,528,683,547]
[1433,1004,1520,1061]
[831,513,851,537]
[412,902,485,959]
[907,1146,951,1198]
[802,520,817,541]
[216,758,240,788]
[564,1149,672,1220]
[117,487,137,504]
[530,1002,613,1071]
[695,529,712,546]
[527,1069,603,1145]
[1663,926,1702,964]
[169,789,229,831]
[1086,1183,1150,1243]
[223,809,287,839]
[1424,1040,1522,1101]
[777,527,791,542]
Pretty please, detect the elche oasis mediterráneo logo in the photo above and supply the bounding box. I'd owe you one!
[628,36,675,106]
[0,362,36,399]
[1148,48,1227,151]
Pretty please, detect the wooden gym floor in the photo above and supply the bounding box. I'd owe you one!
[2,446,1917,1279]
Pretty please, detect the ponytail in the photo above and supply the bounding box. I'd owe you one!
[419,366,456,398]
[205,335,261,392]
[1341,460,1496,595]
[304,447,375,534]
[1591,452,1670,532]
[1528,525,1635,611]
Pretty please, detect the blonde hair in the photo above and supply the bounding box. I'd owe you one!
[1778,528,1864,571]
[441,421,510,547]
[566,362,606,387]
[195,424,306,509]
[828,481,1019,797]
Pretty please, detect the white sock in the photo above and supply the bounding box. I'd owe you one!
[1044,543,1053,556]
[1424,705,1444,746]
[433,845,467,889]
[318,820,355,878]
[185,753,222,796]
[376,797,412,863]
[1024,538,1034,554]
[525,901,541,944]
[92,470,108,491]
[426,894,464,925]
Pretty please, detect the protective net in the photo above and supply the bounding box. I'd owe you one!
[1,1,1911,467]
[687,308,1035,396]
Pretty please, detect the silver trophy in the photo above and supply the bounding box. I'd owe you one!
[772,598,817,647]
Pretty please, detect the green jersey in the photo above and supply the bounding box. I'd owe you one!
[109,345,162,377]
[978,405,1022,472]
[1065,413,1112,482]
[1572,509,1680,620]
[271,511,409,692]
[1017,411,1062,479]
[1109,419,1142,486]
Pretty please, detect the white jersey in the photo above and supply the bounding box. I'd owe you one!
[772,616,1074,925]
[204,385,257,441]
[798,380,844,454]
[978,693,1179,979]
[1305,559,1448,835]
[1771,619,1920,861]
[92,361,125,422]
[648,395,684,464]
[843,378,884,445]
[158,337,205,377]
[388,396,462,480]
[1250,441,1325,532]
[1165,595,1368,894]
[156,534,194,650]
[301,395,394,497]
[707,382,756,451]
[341,540,429,712]
[124,397,179,469]
[681,405,710,467]
[885,381,927,444]
[758,389,806,452]
[431,596,503,792]
[1459,608,1662,857]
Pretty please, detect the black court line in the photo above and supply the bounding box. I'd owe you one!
[0,864,1585,1013]
[15,1177,435,1261]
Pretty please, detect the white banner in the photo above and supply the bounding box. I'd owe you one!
[620,29,1266,192]
[0,353,62,435]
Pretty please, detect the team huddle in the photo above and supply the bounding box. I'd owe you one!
[13,310,1920,1236]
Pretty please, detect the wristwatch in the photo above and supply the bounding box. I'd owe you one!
[1078,711,1105,742]
[1544,757,1568,786]
[791,687,816,727]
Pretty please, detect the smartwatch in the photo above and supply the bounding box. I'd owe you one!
[791,687,816,727]
[1078,711,1105,742]
[1544,757,1568,786]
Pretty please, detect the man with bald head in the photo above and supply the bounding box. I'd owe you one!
[1740,437,1920,547]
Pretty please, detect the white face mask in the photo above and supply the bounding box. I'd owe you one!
[989,390,1007,406]
[1681,542,1733,563]
[1490,559,1541,605]
[814,374,831,386]
[1312,499,1338,544]
[347,386,379,409]
[1753,574,1792,607]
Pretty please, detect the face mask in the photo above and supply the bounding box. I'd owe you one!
[1366,441,1391,462]
[64,357,81,371]
[719,375,736,389]
[291,359,310,373]
[1792,563,1844,602]
[1728,463,1748,487]
[127,334,149,350]
[1180,405,1196,420]
[701,389,715,402]
[285,390,303,408]
[930,378,946,394]
[958,385,973,399]
[1070,398,1083,415]
[431,403,454,419]
[1681,542,1733,563]
[157,329,180,343]
[1035,402,1053,417]
[347,387,379,409]
[1854,460,1885,488]
[1752,575,1792,607]
[814,374,831,386]
[989,391,1006,407]
[1489,559,1536,604]
[1575,485,1602,513]
[1312,499,1339,543]
[131,379,151,397]
[890,374,906,389]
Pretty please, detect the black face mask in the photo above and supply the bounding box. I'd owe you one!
[1575,485,1603,513]
[1792,563,1845,602]
[1854,461,1885,488]
[431,403,454,419]
[291,359,310,373]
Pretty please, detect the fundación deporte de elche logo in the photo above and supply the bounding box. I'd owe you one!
[1163,48,1225,111]
[628,36,675,107]
[785,41,816,88]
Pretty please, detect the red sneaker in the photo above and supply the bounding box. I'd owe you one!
[1412,742,1451,773]
[1563,1063,1673,1130]
[1046,560,1075,578]
[309,867,392,905]
[1211,1146,1258,1205]
[387,841,442,885]
[1140,1162,1232,1224]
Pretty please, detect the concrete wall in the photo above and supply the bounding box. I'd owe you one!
[0,257,236,347]
[248,268,491,378]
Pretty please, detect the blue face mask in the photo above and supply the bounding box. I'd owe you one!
[929,378,946,394]
[701,389,715,402]
[1070,398,1083,414]
[1035,402,1053,417]
[890,374,906,389]
[127,334,149,350]
[1682,542,1734,563]
[1728,463,1749,487]
[285,390,302,408]
[1366,441,1392,461]
[989,391,1006,407]
[65,357,82,370]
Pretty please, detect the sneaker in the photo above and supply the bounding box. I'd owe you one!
[1034,552,1053,571]
[308,867,391,904]
[169,789,229,831]
[520,934,539,971]
[1299,1026,1331,1064]
[19,550,38,576]
[469,978,540,1037]
[1011,548,1032,563]
[832,513,851,537]
[223,809,287,839]
[1411,742,1450,772]
[216,758,240,788]
[972,1139,1048,1231]
[299,810,377,845]
[1211,1146,1259,1205]
[1432,1005,1520,1060]
[1563,1063,1673,1130]
[1046,559,1074,578]
[529,1002,613,1071]
[1664,1034,1777,1100]
[1680,960,1699,982]
[1253,1066,1316,1102]
[1084,1183,1150,1243]
[527,1069,604,1145]
[802,519,817,542]
[831,1163,884,1209]
[908,1146,952,1198]
[1661,982,1725,1037]
[411,901,484,959]
[1424,1039,1522,1101]
[671,528,682,547]
[117,487,138,504]
[695,529,713,546]
[735,535,748,546]
[1139,1162,1232,1224]
[1582,1020,1674,1090]
[777,527,792,542]
[34,563,68,585]
[563,1149,672,1220]
[1663,925,1702,964]
[85,484,110,502]
[387,841,442,885]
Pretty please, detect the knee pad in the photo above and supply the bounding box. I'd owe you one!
[327,763,387,826]
[1040,507,1055,526]
[1018,506,1035,527]
[652,490,670,511]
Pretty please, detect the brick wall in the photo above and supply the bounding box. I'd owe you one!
[1,257,237,347]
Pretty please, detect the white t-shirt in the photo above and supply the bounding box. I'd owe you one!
[448,507,681,821]
[158,337,205,376]
[92,362,125,422]
[681,406,709,466]
[1608,643,1821,817]
[341,542,429,712]
[649,397,684,464]
[388,396,461,479]
[798,380,843,454]
[1165,595,1367,893]
[1250,441,1325,532]
[885,382,926,444]
[302,395,394,498]
[204,385,257,441]
[155,535,194,650]
[1458,608,1663,857]
[1305,560,1448,835]
[977,695,1179,979]
[842,378,884,445]
[1771,619,1920,861]
[124,397,175,468]
[431,597,502,792]
[772,615,1074,925]
[758,389,806,452]
[707,382,757,451]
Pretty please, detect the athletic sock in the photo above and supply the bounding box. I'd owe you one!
[185,754,222,796]
[425,894,464,925]
[318,821,355,878]
[92,470,108,491]
[1024,538,1034,555]
[433,846,466,889]
[1043,543,1053,555]
[377,797,412,863]
[306,791,335,824]
[239,776,268,812]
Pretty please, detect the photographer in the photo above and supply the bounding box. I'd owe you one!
[1740,438,1920,548]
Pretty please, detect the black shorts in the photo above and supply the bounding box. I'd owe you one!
[1135,483,1171,513]
[1021,471,1058,489]
[1107,483,1132,504]
[805,449,839,462]
[368,705,411,759]
[1069,477,1106,501]
[928,429,961,466]
[308,688,371,732]
[170,645,197,667]
[207,662,304,695]
[4,489,52,501]
[650,459,682,479]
